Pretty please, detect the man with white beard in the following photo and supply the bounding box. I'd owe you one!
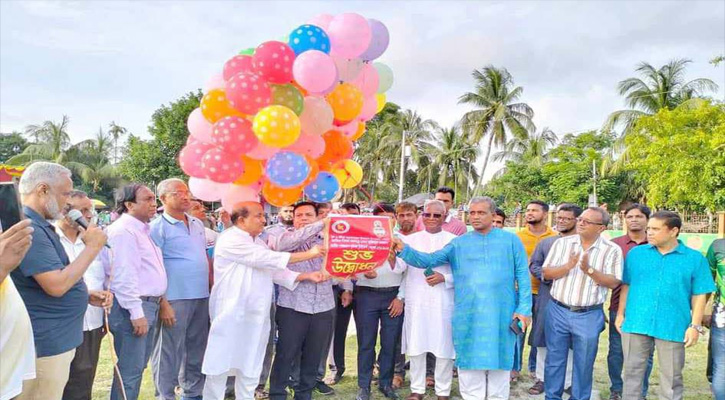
[201,202,328,400]
[396,200,457,400]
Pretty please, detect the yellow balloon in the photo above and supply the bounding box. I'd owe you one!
[351,121,366,141]
[332,159,364,189]
[375,93,386,114]
[326,83,363,122]
[252,105,301,148]
[201,89,245,123]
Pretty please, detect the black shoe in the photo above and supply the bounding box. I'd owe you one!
[564,386,573,396]
[356,387,371,400]
[315,381,335,396]
[379,386,400,399]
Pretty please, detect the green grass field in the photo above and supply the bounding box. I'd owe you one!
[91,328,714,400]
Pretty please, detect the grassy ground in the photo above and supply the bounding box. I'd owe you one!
[92,328,713,400]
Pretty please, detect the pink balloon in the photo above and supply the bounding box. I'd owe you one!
[253,41,295,84]
[221,184,259,213]
[327,13,372,59]
[337,120,359,138]
[179,138,216,178]
[225,73,272,115]
[351,63,379,97]
[293,50,337,94]
[247,141,280,160]
[188,177,229,202]
[299,96,334,135]
[211,116,259,156]
[358,95,377,121]
[284,133,326,159]
[248,177,265,192]
[308,13,333,32]
[205,74,225,91]
[223,55,254,81]
[201,148,245,183]
[187,108,213,144]
[333,56,364,82]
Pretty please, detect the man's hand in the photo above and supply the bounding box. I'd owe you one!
[579,252,590,273]
[684,327,700,348]
[159,300,176,327]
[567,249,581,270]
[81,222,107,250]
[513,313,531,331]
[131,317,149,336]
[388,298,404,318]
[0,219,33,275]
[300,271,328,283]
[308,245,327,259]
[391,237,404,253]
[364,270,378,279]
[341,290,353,307]
[89,290,113,310]
[425,272,445,286]
[615,313,625,334]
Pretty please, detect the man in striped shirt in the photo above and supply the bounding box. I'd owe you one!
[542,207,623,400]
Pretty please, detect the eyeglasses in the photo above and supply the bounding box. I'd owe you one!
[576,217,604,226]
[422,212,443,219]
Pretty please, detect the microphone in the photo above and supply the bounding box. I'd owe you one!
[68,209,111,248]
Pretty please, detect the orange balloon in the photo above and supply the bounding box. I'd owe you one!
[351,121,366,141]
[317,130,353,167]
[201,89,245,123]
[262,181,303,207]
[301,155,320,187]
[325,83,363,121]
[233,156,264,186]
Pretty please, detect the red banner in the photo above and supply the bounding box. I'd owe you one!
[323,215,394,278]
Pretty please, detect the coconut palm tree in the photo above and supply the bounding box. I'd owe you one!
[492,127,558,167]
[419,125,480,201]
[458,66,535,196]
[108,121,127,164]
[9,116,72,164]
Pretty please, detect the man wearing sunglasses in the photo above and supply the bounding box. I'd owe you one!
[542,207,623,400]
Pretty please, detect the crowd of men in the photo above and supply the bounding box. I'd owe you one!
[0,161,722,400]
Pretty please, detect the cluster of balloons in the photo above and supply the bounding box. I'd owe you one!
[179,12,393,211]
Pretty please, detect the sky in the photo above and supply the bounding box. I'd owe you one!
[1,0,724,181]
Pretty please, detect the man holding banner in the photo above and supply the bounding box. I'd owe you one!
[392,196,532,400]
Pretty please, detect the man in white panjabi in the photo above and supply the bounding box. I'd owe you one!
[396,200,457,400]
[201,202,328,400]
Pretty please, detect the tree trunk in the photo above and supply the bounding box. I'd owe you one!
[472,135,495,197]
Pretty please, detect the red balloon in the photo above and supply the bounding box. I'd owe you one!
[223,55,254,81]
[253,41,296,84]
[316,130,353,167]
[201,148,245,183]
[179,138,216,178]
[225,73,272,115]
[211,116,259,156]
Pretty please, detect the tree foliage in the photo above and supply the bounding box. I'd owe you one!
[0,132,29,163]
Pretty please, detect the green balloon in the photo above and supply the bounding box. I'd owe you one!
[374,62,394,93]
[271,84,304,115]
[239,47,255,55]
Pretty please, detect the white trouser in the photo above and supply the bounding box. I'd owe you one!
[409,353,454,396]
[203,369,258,400]
[458,369,510,400]
[536,347,574,387]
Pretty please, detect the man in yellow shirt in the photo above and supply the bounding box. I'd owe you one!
[515,200,556,380]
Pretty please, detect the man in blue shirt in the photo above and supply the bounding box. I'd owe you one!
[11,162,108,400]
[150,179,210,400]
[616,211,715,400]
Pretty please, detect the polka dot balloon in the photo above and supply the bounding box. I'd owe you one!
[325,83,364,122]
[224,73,272,116]
[178,138,216,178]
[252,105,302,148]
[200,89,245,123]
[223,55,254,81]
[304,171,341,203]
[201,148,245,183]
[252,41,296,84]
[288,24,331,55]
[211,116,259,156]
[271,84,304,115]
[262,180,303,207]
[265,151,311,188]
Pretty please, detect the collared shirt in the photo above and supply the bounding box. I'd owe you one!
[106,213,167,320]
[543,235,623,307]
[517,226,557,295]
[56,226,108,331]
[415,214,468,236]
[273,221,335,314]
[609,234,648,311]
[354,260,404,288]
[11,206,88,357]
[707,239,725,305]
[622,241,715,342]
[150,213,209,301]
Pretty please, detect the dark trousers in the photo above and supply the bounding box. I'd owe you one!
[62,327,105,400]
[332,285,354,377]
[269,307,334,400]
[355,287,404,390]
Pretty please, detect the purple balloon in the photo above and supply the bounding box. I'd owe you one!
[360,19,389,61]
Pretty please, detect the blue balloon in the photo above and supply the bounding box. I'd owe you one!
[288,24,331,55]
[304,172,340,202]
[265,151,310,188]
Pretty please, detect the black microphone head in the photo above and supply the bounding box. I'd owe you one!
[68,209,89,229]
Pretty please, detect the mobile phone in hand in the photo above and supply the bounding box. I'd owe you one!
[0,181,24,230]
[509,319,524,336]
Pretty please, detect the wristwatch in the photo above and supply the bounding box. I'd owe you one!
[689,324,706,335]
[587,267,594,275]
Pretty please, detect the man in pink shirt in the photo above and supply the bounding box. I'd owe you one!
[414,187,467,236]
[106,184,168,400]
